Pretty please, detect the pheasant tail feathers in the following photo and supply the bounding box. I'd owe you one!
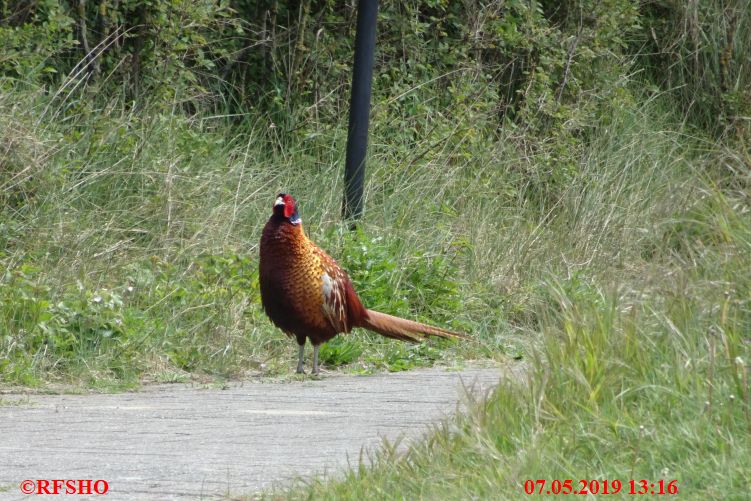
[360,309,469,343]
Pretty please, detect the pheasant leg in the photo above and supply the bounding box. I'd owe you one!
[312,345,320,375]
[296,343,305,374]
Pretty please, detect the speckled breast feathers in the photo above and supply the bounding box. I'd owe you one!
[259,219,363,345]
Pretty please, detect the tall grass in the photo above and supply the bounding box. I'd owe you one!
[0,76,505,386]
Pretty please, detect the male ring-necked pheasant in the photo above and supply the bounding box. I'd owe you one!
[259,193,469,375]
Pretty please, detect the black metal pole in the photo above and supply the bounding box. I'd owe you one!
[342,0,378,222]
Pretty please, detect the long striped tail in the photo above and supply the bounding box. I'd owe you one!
[359,309,470,343]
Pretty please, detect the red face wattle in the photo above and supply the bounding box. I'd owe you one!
[274,193,300,223]
[282,194,296,218]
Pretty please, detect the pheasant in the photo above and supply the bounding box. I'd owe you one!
[259,193,469,375]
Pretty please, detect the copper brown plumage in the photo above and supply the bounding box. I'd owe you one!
[259,193,469,375]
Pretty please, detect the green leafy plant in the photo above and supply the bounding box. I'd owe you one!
[333,227,464,327]
[317,336,364,368]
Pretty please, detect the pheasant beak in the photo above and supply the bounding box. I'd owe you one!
[275,196,285,207]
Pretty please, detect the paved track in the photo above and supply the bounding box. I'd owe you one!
[0,367,501,500]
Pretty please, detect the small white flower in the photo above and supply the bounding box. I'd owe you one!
[92,295,103,304]
[127,286,134,293]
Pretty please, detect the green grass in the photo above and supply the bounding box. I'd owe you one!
[0,83,507,387]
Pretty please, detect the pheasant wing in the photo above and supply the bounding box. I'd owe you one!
[313,246,362,334]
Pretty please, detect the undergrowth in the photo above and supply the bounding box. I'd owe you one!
[0,84,503,386]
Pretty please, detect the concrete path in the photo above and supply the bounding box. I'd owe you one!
[0,367,501,500]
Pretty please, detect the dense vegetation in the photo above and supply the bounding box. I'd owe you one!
[1,0,749,497]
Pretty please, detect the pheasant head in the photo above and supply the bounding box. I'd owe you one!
[273,193,301,225]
